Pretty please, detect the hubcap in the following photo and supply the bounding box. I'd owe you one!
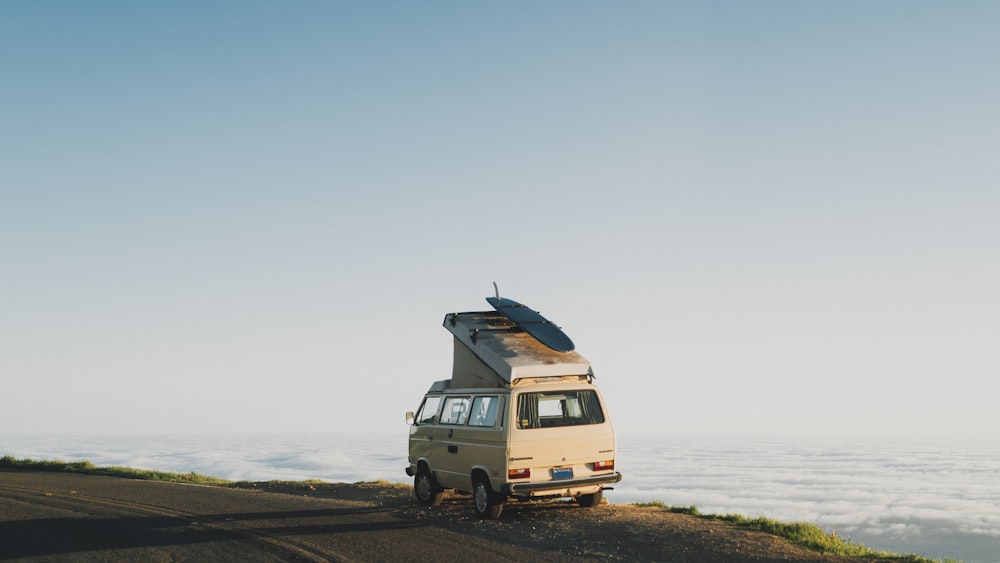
[417,474,431,499]
[474,482,488,512]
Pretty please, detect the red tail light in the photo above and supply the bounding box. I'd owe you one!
[508,468,531,479]
[593,460,614,471]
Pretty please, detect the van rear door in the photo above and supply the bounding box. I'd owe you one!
[507,388,616,494]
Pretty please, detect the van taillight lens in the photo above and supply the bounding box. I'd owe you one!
[508,468,531,479]
[593,460,614,471]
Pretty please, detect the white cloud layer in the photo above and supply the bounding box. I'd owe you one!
[611,434,1000,561]
[2,433,997,561]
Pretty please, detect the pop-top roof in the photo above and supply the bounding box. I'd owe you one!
[444,311,591,385]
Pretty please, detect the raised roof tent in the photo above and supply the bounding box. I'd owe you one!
[444,311,591,387]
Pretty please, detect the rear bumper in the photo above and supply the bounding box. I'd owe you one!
[507,472,622,495]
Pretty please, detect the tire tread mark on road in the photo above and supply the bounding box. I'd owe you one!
[0,484,349,562]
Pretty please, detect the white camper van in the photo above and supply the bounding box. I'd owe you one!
[405,296,621,519]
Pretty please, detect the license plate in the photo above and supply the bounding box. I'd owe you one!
[553,467,574,480]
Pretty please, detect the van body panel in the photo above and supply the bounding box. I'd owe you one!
[435,428,507,492]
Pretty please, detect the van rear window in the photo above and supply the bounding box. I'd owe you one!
[516,390,604,429]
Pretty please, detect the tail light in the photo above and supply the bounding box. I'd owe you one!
[508,468,531,479]
[593,460,615,471]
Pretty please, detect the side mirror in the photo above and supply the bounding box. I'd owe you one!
[405,411,415,425]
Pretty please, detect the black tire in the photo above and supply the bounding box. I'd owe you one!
[414,466,444,507]
[472,474,504,519]
[576,489,603,507]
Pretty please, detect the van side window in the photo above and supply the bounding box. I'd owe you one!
[516,390,605,429]
[468,396,499,427]
[439,397,471,425]
[415,395,443,425]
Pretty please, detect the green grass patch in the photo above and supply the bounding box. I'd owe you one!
[631,500,952,562]
[633,500,701,515]
[1,455,231,486]
[359,480,412,492]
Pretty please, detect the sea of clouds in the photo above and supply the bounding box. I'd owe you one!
[614,434,1000,562]
[3,433,997,562]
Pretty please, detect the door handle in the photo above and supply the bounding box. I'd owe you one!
[448,445,458,454]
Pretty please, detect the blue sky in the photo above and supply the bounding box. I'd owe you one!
[2,1,998,437]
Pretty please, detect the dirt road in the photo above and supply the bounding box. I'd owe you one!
[0,469,906,562]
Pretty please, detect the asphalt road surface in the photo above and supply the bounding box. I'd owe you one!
[0,469,557,562]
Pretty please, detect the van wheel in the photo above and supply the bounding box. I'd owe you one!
[472,474,504,519]
[576,490,603,507]
[414,467,444,507]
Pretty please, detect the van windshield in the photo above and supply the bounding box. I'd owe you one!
[516,390,604,429]
[415,395,443,425]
